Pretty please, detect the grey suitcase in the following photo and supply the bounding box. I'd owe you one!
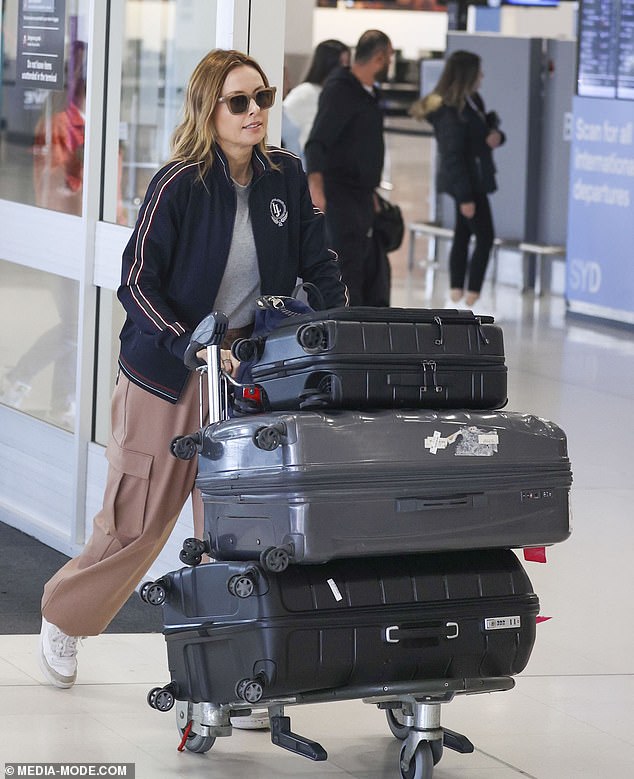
[194,407,572,571]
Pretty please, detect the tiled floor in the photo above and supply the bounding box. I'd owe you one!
[2,128,634,777]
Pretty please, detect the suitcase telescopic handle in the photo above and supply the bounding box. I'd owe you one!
[183,312,229,425]
[384,623,459,644]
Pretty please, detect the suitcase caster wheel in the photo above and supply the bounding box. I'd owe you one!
[139,580,167,606]
[254,425,281,451]
[236,678,264,704]
[399,740,437,779]
[386,708,411,740]
[179,538,206,567]
[232,338,258,362]
[297,323,326,351]
[170,434,200,460]
[260,546,289,573]
[147,685,175,712]
[227,573,256,599]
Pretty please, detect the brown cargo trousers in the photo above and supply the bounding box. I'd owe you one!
[41,372,206,636]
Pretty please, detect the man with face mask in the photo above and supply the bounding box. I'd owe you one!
[305,30,393,306]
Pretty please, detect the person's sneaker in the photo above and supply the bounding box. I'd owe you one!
[230,709,270,730]
[0,376,31,408]
[39,617,79,689]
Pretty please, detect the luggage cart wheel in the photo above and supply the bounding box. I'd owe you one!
[260,546,290,573]
[235,677,264,704]
[179,537,207,567]
[147,685,175,712]
[399,740,435,779]
[386,707,411,740]
[227,573,256,598]
[139,580,167,606]
[176,701,216,753]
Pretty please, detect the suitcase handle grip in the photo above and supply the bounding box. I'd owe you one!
[384,623,459,644]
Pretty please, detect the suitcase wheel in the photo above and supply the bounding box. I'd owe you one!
[297,323,328,351]
[179,537,207,567]
[139,580,168,606]
[170,433,201,461]
[253,424,286,451]
[260,546,290,573]
[147,684,176,712]
[232,338,259,362]
[227,573,257,599]
[236,677,264,704]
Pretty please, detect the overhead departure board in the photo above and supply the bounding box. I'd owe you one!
[617,0,634,98]
[577,0,619,97]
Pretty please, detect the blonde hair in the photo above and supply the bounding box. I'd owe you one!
[410,50,481,121]
[170,49,276,178]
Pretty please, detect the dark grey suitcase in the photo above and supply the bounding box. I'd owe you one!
[234,305,507,411]
[151,549,539,706]
[195,408,572,570]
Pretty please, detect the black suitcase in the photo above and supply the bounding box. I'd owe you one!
[153,549,538,705]
[234,306,507,411]
[194,408,572,570]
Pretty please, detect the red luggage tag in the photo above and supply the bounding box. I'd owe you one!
[524,547,547,563]
[243,385,263,404]
[536,616,552,624]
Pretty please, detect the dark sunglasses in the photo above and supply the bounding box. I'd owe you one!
[218,86,277,115]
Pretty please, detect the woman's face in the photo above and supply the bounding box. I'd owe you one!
[214,65,269,156]
[473,67,483,93]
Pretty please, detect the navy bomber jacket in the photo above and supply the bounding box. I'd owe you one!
[117,145,346,403]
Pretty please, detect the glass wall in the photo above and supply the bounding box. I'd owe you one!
[0,259,78,430]
[113,0,217,226]
[0,0,90,214]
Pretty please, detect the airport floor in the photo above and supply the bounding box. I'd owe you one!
[2,265,634,778]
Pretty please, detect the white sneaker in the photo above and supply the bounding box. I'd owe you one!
[230,708,270,730]
[39,617,79,689]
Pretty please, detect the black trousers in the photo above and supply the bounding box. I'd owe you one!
[324,184,376,306]
[449,192,494,294]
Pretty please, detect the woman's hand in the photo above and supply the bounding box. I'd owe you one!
[486,129,503,149]
[460,201,476,219]
[195,347,240,376]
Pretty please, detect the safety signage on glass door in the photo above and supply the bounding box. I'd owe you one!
[17,0,66,90]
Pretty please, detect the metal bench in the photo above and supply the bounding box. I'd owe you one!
[407,221,520,287]
[519,242,566,296]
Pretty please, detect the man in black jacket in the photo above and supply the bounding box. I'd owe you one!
[305,30,393,306]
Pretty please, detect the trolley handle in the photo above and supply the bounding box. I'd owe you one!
[184,311,229,426]
[183,311,229,370]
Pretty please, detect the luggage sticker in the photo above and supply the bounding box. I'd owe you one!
[327,578,343,602]
[424,427,499,456]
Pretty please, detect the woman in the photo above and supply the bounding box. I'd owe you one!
[38,50,346,710]
[283,39,351,160]
[411,50,505,309]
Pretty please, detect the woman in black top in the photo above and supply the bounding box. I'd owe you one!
[412,51,505,309]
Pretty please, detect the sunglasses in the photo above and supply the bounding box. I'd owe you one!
[218,86,277,115]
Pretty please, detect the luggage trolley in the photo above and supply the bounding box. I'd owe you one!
[145,676,514,779]
[143,311,537,778]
